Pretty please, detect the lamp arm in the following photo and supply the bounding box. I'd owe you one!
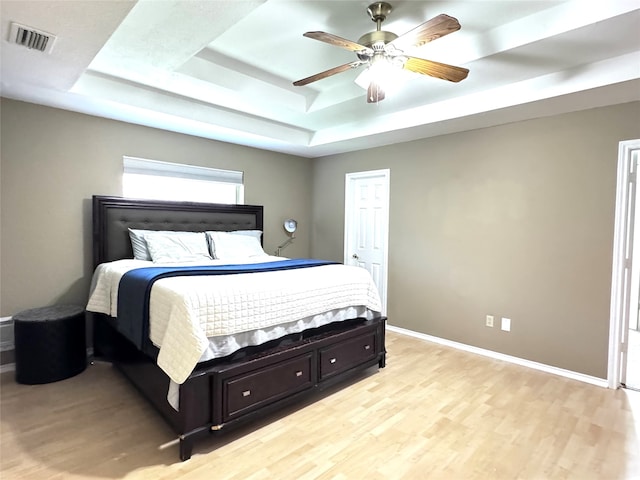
[275,234,295,256]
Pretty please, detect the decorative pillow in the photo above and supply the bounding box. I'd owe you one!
[144,232,212,263]
[207,230,267,259]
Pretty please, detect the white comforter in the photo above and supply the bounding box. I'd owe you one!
[87,257,382,384]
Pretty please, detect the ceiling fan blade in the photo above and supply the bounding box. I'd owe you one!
[390,14,461,50]
[367,81,385,103]
[303,31,372,54]
[293,61,365,87]
[403,56,469,83]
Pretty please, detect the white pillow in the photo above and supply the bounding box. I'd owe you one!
[207,231,267,259]
[228,230,262,239]
[129,229,211,261]
[143,232,212,263]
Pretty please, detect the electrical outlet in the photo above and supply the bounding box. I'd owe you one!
[501,317,511,332]
[485,315,494,327]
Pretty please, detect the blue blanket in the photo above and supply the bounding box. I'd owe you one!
[117,259,337,349]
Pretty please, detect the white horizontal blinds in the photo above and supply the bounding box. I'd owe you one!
[122,156,244,204]
[123,157,243,184]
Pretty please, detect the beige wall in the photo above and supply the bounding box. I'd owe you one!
[3,97,639,379]
[0,98,311,317]
[311,102,640,379]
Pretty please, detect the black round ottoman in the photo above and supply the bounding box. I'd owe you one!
[14,305,87,384]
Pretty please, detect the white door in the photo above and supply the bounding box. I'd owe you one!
[344,169,390,315]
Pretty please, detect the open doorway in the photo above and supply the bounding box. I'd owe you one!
[627,185,640,389]
[609,139,640,390]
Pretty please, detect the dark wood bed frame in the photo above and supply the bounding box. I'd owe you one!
[91,195,387,460]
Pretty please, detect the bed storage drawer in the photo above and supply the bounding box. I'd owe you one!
[319,331,377,380]
[223,353,313,421]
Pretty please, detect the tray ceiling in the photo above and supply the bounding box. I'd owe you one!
[1,1,639,157]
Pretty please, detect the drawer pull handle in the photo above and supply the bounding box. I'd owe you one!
[330,358,337,364]
[242,390,251,397]
[364,344,371,350]
[295,370,303,377]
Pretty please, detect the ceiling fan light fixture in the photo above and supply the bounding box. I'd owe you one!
[354,68,372,90]
[354,57,407,95]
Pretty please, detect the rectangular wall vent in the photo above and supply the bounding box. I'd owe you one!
[8,22,56,54]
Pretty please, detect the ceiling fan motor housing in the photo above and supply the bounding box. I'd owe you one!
[357,30,398,48]
[356,30,398,62]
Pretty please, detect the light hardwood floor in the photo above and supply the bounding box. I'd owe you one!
[1,331,639,479]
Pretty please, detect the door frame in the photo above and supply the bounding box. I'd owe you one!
[608,139,640,388]
[344,169,390,316]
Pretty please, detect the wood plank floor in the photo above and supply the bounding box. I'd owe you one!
[1,331,639,479]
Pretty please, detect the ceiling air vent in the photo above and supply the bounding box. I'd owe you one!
[8,22,56,54]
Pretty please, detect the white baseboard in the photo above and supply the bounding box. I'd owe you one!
[0,363,15,374]
[0,316,14,353]
[386,324,609,389]
[0,316,15,374]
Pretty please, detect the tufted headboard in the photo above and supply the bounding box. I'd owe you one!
[92,195,264,267]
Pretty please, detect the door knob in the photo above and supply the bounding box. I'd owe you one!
[352,254,359,259]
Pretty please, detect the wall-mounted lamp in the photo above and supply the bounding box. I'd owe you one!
[275,219,297,256]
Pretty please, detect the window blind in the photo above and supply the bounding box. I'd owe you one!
[123,157,243,185]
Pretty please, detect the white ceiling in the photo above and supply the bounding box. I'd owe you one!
[1,0,639,158]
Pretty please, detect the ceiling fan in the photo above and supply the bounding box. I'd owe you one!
[293,2,469,103]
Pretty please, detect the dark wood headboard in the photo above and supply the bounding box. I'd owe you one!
[92,196,264,267]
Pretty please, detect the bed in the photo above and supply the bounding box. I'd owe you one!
[87,195,387,460]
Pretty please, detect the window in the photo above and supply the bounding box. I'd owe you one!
[123,156,243,204]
